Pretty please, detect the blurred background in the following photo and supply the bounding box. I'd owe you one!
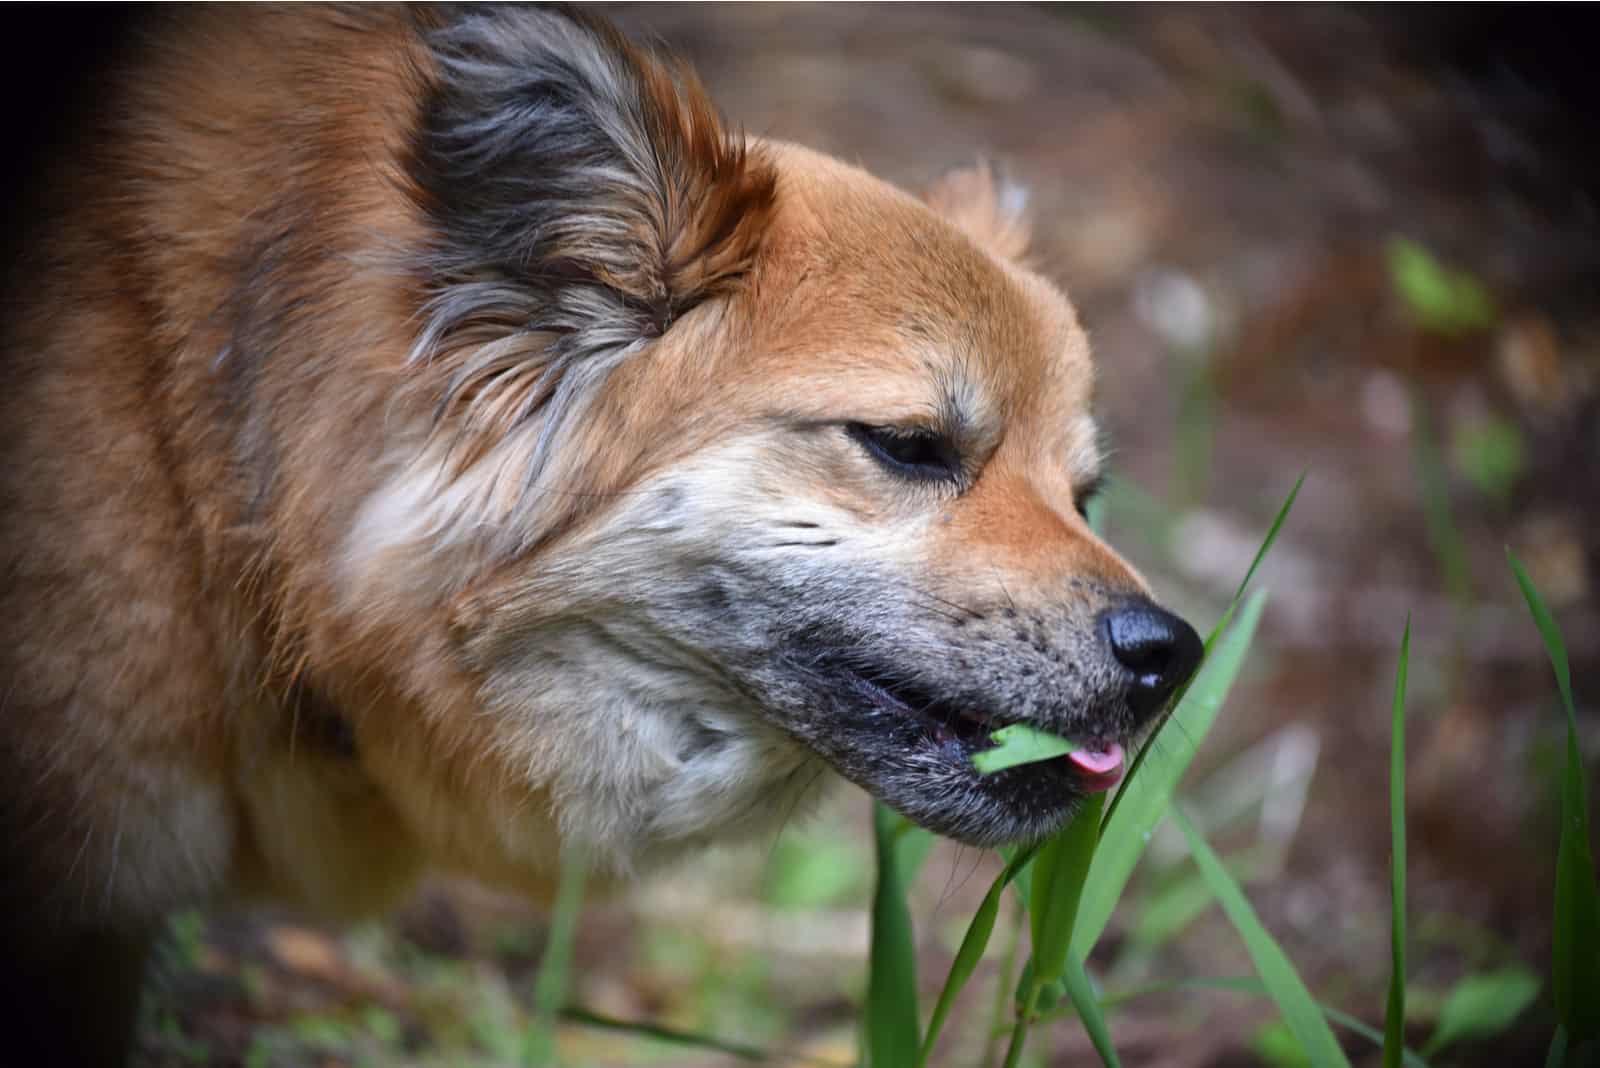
[30,5,1586,1066]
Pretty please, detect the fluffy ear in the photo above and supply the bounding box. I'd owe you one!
[923,161,1032,263]
[403,7,776,472]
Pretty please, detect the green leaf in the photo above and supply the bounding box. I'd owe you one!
[866,802,922,1066]
[1387,238,1497,336]
[1384,619,1412,1068]
[1072,590,1268,958]
[1422,967,1542,1056]
[973,723,1078,775]
[1510,550,1600,1045]
[1172,807,1352,1068]
[1454,417,1525,504]
[1061,955,1122,1067]
[1031,792,1105,985]
[916,843,1038,1068]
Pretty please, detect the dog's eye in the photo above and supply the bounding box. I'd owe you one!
[847,423,960,483]
[1074,474,1106,520]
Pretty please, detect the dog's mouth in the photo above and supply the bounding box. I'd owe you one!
[779,650,1134,845]
[833,661,1127,792]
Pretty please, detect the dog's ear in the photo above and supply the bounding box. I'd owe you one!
[923,161,1031,263]
[402,7,775,475]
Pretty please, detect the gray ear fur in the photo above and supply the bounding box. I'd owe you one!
[403,6,776,489]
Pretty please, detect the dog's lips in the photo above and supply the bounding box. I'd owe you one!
[836,664,1008,752]
[826,659,1124,792]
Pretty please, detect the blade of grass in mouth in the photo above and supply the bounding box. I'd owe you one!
[971,723,1080,774]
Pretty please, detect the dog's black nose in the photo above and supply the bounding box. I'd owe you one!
[1102,599,1203,714]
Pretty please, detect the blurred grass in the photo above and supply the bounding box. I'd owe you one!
[1384,620,1412,1068]
[1509,552,1600,1060]
[865,806,931,1066]
[1387,239,1497,337]
[1173,806,1351,1068]
[136,463,1585,1068]
[917,846,1036,1068]
[524,852,588,1065]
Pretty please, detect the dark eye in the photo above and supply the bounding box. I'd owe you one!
[1074,474,1106,519]
[847,423,961,483]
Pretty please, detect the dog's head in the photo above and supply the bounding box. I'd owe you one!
[340,8,1199,872]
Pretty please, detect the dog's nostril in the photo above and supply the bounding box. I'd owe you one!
[1102,600,1204,701]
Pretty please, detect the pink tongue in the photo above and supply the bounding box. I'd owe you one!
[1067,742,1125,791]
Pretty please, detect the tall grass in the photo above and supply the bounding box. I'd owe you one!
[1383,620,1412,1068]
[1509,552,1600,1063]
[506,495,1592,1068]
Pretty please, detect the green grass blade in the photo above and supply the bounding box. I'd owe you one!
[1104,470,1302,832]
[1072,590,1268,958]
[523,850,589,1066]
[866,802,923,1066]
[1546,1025,1567,1068]
[1223,471,1305,627]
[1508,550,1575,722]
[1510,551,1600,1045]
[1031,793,1105,985]
[1384,619,1412,1068]
[1061,954,1122,1067]
[1001,798,1106,1068]
[1326,1006,1422,1068]
[1172,807,1352,1068]
[980,907,1027,1068]
[916,845,1039,1068]
[999,844,1036,914]
[1415,396,1472,612]
[973,724,1078,774]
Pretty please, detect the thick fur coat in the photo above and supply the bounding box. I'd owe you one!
[0,7,1198,1063]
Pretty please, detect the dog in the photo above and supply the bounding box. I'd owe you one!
[0,6,1200,1062]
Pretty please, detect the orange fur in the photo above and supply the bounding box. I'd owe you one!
[0,9,1184,1064]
